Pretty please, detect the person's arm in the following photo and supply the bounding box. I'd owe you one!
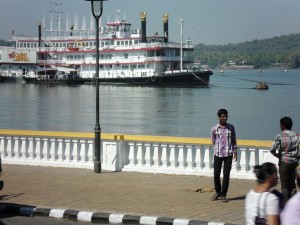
[270,135,281,158]
[211,127,216,145]
[231,125,238,161]
[267,214,280,225]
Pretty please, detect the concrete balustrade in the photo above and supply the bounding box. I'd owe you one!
[0,129,278,179]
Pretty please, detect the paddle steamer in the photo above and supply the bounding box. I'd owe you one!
[0,10,212,86]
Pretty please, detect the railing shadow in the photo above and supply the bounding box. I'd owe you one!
[0,202,36,219]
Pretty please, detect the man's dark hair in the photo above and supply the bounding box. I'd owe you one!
[280,117,293,130]
[217,109,228,117]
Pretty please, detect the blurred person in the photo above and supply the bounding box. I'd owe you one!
[280,165,300,225]
[245,162,280,225]
[211,108,237,202]
[270,116,300,205]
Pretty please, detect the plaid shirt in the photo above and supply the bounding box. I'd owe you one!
[270,130,300,164]
[211,123,237,157]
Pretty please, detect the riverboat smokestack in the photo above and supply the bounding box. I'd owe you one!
[163,13,168,43]
[38,23,42,48]
[140,12,147,43]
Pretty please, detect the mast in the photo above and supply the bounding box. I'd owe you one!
[180,17,183,71]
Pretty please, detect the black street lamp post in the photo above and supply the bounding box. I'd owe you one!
[85,0,107,173]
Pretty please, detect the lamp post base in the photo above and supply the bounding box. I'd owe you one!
[94,161,101,173]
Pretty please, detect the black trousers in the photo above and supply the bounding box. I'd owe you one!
[279,161,298,206]
[213,155,233,197]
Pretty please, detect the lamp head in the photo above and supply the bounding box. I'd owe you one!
[85,0,108,19]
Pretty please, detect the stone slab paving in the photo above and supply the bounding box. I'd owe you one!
[0,164,265,224]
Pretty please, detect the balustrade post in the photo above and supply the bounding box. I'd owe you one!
[136,143,143,166]
[160,144,169,167]
[6,137,13,159]
[152,143,160,167]
[64,139,72,161]
[186,145,194,169]
[20,137,27,159]
[27,137,35,159]
[177,145,186,169]
[72,139,79,162]
[143,143,152,167]
[168,144,176,168]
[128,142,136,166]
[34,137,42,160]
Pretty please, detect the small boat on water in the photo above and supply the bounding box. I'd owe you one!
[0,8,212,86]
[22,67,85,85]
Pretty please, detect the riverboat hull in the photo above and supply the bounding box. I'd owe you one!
[0,76,20,83]
[22,77,86,85]
[95,70,212,87]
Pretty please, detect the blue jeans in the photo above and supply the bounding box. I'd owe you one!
[213,155,233,196]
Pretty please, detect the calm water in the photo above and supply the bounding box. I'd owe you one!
[0,69,299,140]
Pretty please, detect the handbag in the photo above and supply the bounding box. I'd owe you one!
[254,192,269,225]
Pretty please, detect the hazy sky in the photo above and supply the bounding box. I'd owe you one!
[1,0,300,45]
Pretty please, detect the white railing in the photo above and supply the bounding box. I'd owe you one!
[0,130,278,179]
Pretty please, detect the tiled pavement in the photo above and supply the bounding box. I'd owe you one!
[0,164,261,225]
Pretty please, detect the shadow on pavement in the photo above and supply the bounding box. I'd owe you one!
[228,195,246,201]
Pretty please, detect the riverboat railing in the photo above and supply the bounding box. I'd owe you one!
[0,129,278,179]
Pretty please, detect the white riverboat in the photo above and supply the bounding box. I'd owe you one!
[0,10,212,86]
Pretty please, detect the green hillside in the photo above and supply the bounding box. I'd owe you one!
[194,34,300,69]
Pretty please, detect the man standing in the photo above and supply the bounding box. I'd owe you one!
[270,117,300,206]
[211,109,237,202]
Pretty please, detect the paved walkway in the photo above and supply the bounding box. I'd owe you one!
[0,164,261,225]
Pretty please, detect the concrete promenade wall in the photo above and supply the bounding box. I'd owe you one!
[0,129,278,179]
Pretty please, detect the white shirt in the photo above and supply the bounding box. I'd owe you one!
[245,189,280,225]
[281,192,300,225]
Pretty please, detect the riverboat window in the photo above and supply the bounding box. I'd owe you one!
[122,65,129,69]
[116,41,120,46]
[134,40,139,45]
[121,41,124,46]
[124,53,128,59]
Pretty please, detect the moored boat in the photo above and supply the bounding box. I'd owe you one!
[0,8,212,87]
[22,67,85,85]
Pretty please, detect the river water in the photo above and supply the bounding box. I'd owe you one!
[0,69,299,141]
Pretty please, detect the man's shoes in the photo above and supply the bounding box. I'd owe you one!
[211,192,220,201]
[221,196,229,202]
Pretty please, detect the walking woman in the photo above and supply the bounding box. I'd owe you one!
[245,162,280,225]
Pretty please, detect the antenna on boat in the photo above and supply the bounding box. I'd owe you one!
[50,1,63,37]
[179,17,183,72]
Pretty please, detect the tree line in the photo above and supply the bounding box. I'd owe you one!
[193,33,300,69]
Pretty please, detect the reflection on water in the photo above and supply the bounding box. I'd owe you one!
[0,69,299,140]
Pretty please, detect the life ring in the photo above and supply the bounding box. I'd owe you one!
[37,76,42,80]
[151,75,157,82]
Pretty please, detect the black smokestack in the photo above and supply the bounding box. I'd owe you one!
[38,23,42,48]
[140,12,147,43]
[163,13,168,43]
